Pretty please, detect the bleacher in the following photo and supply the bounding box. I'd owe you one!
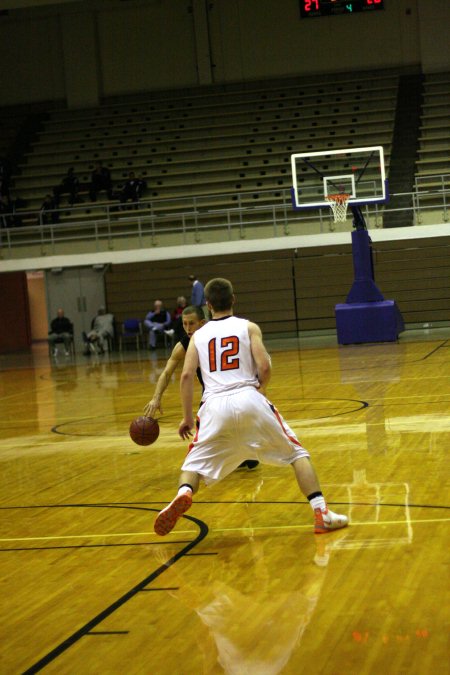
[0,109,29,158]
[414,72,450,222]
[9,70,398,237]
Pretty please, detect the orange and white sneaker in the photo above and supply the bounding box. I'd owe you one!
[314,507,348,534]
[154,492,192,536]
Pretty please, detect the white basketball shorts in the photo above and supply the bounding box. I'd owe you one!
[181,386,309,485]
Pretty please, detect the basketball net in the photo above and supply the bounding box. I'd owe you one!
[326,193,350,222]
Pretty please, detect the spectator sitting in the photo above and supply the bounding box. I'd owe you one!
[89,162,113,202]
[166,295,187,343]
[120,172,147,209]
[48,308,73,356]
[39,194,59,225]
[144,300,171,350]
[83,306,114,355]
[53,167,81,206]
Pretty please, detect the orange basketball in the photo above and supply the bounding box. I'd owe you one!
[129,416,160,446]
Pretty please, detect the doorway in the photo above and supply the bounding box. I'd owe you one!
[45,266,107,352]
[26,271,48,342]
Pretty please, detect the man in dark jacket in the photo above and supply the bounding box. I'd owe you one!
[53,168,80,206]
[48,308,73,356]
[120,172,147,208]
[89,162,113,201]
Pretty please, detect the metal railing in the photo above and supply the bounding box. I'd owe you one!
[414,173,449,223]
[0,183,449,257]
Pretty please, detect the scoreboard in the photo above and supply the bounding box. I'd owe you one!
[300,0,385,18]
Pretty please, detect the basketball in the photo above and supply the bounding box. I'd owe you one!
[129,416,160,446]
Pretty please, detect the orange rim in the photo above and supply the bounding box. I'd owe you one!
[326,193,350,204]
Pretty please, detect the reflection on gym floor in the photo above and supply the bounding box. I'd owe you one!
[0,330,448,674]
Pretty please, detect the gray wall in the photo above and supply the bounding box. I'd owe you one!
[0,0,449,108]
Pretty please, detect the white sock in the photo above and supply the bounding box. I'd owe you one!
[177,485,193,497]
[309,495,327,511]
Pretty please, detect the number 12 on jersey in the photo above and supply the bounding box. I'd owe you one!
[208,336,240,372]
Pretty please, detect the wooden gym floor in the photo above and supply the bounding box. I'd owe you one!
[0,329,448,674]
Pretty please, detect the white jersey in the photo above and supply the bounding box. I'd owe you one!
[184,314,309,484]
[193,316,259,398]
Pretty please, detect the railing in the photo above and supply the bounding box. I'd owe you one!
[414,173,450,191]
[414,173,449,223]
[0,184,448,257]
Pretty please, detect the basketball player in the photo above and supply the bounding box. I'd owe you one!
[143,305,206,419]
[154,278,348,537]
[144,305,259,470]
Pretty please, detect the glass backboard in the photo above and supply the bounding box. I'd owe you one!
[291,145,388,209]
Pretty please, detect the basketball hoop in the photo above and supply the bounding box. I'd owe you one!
[326,193,350,222]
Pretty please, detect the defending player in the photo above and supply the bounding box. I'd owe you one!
[154,278,348,537]
[144,304,259,470]
[144,305,206,419]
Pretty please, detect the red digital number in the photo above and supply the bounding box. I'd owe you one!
[208,337,240,372]
[366,0,382,4]
[304,0,319,11]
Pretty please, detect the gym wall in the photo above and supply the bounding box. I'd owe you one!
[0,0,448,108]
[104,234,450,336]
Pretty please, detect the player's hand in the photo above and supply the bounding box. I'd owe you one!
[179,416,194,440]
[144,399,162,418]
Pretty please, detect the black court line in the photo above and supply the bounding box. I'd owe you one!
[0,541,190,553]
[50,410,137,437]
[21,504,209,675]
[7,499,449,671]
[368,399,450,408]
[3,500,447,556]
[86,631,129,636]
[2,499,449,512]
[190,501,450,510]
[276,339,450,373]
[421,339,449,360]
[140,587,180,592]
[49,398,370,438]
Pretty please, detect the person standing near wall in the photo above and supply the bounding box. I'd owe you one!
[189,274,209,319]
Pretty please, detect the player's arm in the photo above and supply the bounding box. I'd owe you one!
[143,342,185,417]
[179,338,199,439]
[248,321,272,395]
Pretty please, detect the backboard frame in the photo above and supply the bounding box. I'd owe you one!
[291,145,389,210]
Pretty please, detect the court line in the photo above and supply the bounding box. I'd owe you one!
[21,511,209,674]
[49,397,369,437]
[1,515,448,544]
[1,500,449,510]
[209,517,449,533]
[421,339,449,360]
[0,531,164,542]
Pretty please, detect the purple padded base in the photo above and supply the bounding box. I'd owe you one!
[335,300,404,345]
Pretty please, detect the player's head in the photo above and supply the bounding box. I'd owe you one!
[182,305,205,337]
[204,278,234,312]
